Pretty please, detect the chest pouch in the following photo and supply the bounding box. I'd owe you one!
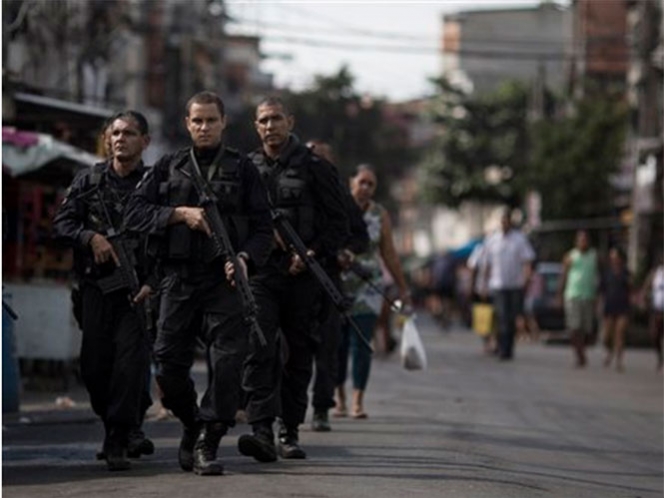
[277,174,306,207]
[210,179,241,213]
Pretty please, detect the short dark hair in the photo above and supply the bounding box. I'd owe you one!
[256,95,291,116]
[186,91,225,117]
[110,110,150,135]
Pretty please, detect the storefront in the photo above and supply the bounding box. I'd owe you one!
[2,126,101,390]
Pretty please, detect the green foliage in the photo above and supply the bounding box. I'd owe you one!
[419,79,530,208]
[285,66,414,202]
[527,98,628,219]
[419,77,628,221]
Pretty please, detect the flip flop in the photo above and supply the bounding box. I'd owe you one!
[352,411,368,419]
[332,408,348,418]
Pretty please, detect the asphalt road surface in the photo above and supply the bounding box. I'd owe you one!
[3,315,663,498]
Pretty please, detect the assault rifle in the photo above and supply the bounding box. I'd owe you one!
[96,201,154,334]
[347,261,408,314]
[183,151,267,348]
[72,177,154,334]
[271,211,374,352]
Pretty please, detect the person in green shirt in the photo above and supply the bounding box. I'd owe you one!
[557,230,600,368]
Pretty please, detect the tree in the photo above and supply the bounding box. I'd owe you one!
[419,78,531,209]
[527,97,627,219]
[419,77,627,222]
[286,66,414,202]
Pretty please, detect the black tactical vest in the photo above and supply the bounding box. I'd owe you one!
[158,147,248,262]
[75,163,140,279]
[250,146,317,244]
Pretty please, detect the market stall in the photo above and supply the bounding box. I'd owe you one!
[2,127,100,387]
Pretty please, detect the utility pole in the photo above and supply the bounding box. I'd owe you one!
[626,0,663,275]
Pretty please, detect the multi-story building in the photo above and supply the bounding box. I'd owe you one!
[441,1,571,95]
[3,0,272,158]
[568,0,629,97]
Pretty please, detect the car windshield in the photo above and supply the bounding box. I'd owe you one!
[543,273,559,295]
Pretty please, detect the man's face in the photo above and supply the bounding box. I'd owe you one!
[110,118,149,162]
[186,103,225,149]
[576,231,589,251]
[500,214,511,233]
[255,104,294,149]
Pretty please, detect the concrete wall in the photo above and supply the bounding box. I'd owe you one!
[442,3,571,95]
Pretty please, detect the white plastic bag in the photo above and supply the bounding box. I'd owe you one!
[400,316,427,370]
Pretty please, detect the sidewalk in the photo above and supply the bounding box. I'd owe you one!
[2,360,208,427]
[3,380,96,426]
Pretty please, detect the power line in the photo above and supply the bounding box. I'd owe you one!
[229,16,593,48]
[259,33,631,62]
[233,3,612,49]
[281,3,434,42]
[227,16,432,42]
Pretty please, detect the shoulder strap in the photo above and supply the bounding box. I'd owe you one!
[168,148,190,177]
[88,162,107,189]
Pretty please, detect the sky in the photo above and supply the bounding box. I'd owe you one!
[225,0,563,102]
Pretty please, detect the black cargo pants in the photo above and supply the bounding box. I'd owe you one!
[79,283,150,431]
[243,270,323,429]
[154,268,248,428]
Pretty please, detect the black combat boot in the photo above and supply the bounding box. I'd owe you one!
[238,421,277,462]
[193,422,226,476]
[105,427,131,471]
[311,410,331,432]
[178,422,201,472]
[127,428,155,458]
[277,424,306,459]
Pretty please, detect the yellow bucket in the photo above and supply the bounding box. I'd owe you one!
[472,303,494,337]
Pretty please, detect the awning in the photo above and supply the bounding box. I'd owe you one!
[2,127,100,177]
[13,91,113,121]
[449,237,483,260]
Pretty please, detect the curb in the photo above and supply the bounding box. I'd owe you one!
[3,409,98,427]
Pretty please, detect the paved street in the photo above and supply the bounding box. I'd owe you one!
[3,315,663,498]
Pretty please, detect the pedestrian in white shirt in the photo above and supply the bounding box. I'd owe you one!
[482,209,535,360]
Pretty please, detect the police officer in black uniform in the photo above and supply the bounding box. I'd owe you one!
[124,91,273,476]
[53,110,155,471]
[306,140,369,432]
[237,97,349,462]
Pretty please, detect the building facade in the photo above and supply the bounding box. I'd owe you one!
[441,2,571,95]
